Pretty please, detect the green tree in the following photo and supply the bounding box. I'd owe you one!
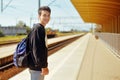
[0,29,4,37]
[16,20,26,27]
[25,26,31,34]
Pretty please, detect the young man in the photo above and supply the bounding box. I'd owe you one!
[28,6,51,80]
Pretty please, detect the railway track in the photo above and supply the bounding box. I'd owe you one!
[0,35,83,80]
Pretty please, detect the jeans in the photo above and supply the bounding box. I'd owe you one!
[29,69,44,80]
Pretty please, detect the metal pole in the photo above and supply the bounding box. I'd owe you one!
[38,0,40,8]
[30,16,32,27]
[1,0,3,12]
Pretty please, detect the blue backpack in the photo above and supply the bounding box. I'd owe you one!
[13,37,30,68]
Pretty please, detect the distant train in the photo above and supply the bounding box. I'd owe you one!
[46,28,56,38]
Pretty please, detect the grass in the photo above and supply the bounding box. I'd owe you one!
[0,35,26,44]
[0,32,82,45]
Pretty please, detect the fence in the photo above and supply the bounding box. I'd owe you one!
[95,33,120,58]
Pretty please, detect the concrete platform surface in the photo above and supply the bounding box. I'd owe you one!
[9,33,90,80]
[77,34,120,80]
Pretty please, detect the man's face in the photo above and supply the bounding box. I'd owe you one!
[39,10,50,25]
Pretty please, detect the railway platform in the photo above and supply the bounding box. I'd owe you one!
[9,33,120,80]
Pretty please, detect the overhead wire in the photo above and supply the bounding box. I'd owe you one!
[1,0,13,12]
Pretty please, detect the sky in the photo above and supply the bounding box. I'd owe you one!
[0,0,93,31]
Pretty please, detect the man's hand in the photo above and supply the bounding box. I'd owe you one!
[41,67,49,75]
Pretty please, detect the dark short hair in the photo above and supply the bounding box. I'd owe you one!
[38,6,51,15]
